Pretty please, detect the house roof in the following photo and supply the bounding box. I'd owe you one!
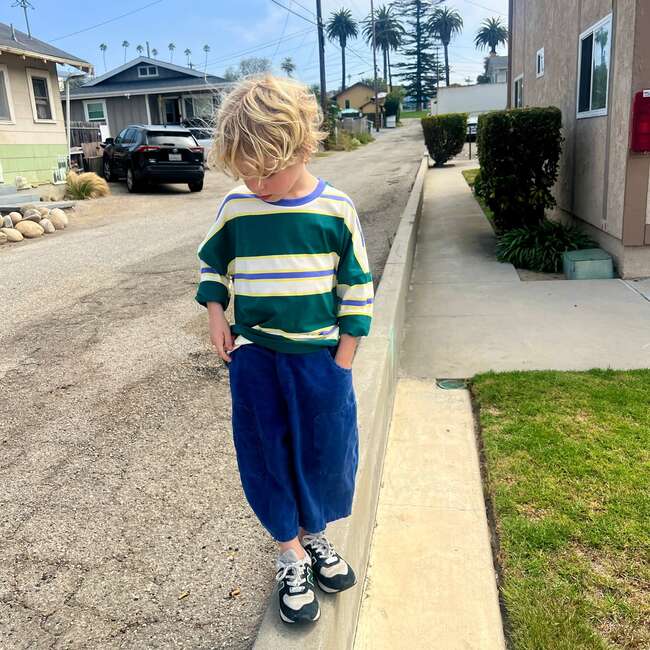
[69,57,228,100]
[486,55,508,71]
[0,22,92,72]
[332,82,374,99]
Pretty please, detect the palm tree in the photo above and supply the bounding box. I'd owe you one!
[203,45,210,73]
[136,44,144,56]
[474,17,508,55]
[363,5,403,89]
[326,8,359,91]
[152,47,158,58]
[185,48,192,66]
[168,42,176,62]
[122,40,130,63]
[99,43,108,72]
[429,6,463,87]
[281,57,296,77]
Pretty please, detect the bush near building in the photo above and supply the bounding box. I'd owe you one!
[477,107,563,232]
[421,113,467,166]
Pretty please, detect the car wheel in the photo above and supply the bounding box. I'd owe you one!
[126,167,139,193]
[103,159,113,182]
[188,180,204,192]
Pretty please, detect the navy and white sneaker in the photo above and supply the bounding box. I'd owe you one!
[275,549,320,624]
[301,533,357,593]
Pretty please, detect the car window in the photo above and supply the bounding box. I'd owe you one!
[146,132,198,147]
[123,128,137,144]
[115,128,128,144]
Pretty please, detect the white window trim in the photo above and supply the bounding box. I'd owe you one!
[83,98,108,123]
[576,13,613,119]
[181,93,214,120]
[513,74,524,108]
[536,48,545,78]
[0,64,15,124]
[138,65,159,78]
[26,67,56,123]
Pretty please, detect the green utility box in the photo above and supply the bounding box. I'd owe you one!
[562,248,614,280]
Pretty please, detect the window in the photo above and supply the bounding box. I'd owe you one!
[182,94,214,121]
[0,64,14,122]
[123,128,139,144]
[83,99,107,123]
[577,14,612,118]
[513,75,523,108]
[345,99,351,109]
[536,48,545,78]
[146,131,198,147]
[26,68,55,122]
[138,65,158,77]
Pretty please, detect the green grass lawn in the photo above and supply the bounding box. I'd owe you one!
[471,369,650,650]
[401,110,429,119]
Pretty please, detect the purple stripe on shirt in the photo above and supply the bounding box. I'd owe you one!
[232,269,335,280]
[340,298,374,306]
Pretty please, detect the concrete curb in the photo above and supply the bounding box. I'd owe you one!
[252,156,428,650]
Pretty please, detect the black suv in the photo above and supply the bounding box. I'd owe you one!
[102,125,205,193]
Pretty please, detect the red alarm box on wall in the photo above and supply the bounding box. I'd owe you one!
[631,90,650,153]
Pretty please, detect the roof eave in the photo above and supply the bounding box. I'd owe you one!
[0,44,93,73]
[68,81,232,100]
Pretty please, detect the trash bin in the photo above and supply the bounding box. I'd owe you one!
[386,115,396,128]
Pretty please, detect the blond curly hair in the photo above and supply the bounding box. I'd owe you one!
[209,75,327,180]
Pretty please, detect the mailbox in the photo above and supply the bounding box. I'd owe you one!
[630,90,650,153]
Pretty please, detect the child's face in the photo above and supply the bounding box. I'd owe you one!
[241,160,305,202]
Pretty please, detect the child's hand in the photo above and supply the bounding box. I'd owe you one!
[207,302,234,362]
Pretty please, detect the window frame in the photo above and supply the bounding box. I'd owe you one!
[26,67,56,123]
[513,74,524,108]
[0,63,15,123]
[83,98,108,124]
[536,48,545,78]
[576,13,613,119]
[138,65,159,78]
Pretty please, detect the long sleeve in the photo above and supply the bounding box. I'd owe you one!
[336,205,373,337]
[194,199,233,310]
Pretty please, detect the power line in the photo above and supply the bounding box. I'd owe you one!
[50,0,164,41]
[459,0,507,17]
[269,0,317,25]
[273,0,292,60]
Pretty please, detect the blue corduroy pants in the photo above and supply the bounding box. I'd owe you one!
[227,343,359,542]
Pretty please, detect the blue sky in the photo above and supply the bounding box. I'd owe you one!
[5,0,509,87]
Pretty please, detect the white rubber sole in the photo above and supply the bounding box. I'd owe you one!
[279,603,321,624]
[316,577,357,593]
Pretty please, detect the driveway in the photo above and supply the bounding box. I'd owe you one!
[0,121,423,648]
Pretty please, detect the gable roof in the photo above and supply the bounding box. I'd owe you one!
[0,22,92,72]
[332,82,374,99]
[82,56,220,87]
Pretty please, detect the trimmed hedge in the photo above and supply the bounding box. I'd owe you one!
[421,113,467,166]
[477,107,563,232]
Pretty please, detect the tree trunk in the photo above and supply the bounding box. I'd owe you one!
[342,45,346,91]
[387,48,393,90]
[444,43,450,86]
[383,48,388,85]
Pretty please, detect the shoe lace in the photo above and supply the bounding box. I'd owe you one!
[275,556,309,588]
[302,533,335,561]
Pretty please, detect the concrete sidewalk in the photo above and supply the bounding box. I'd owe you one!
[355,160,650,649]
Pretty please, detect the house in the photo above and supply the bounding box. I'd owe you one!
[0,22,92,186]
[509,0,650,277]
[66,57,229,139]
[485,55,508,83]
[333,83,386,117]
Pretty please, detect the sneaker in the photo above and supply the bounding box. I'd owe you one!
[301,533,357,593]
[275,549,320,624]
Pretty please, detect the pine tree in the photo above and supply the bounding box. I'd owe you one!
[392,0,440,110]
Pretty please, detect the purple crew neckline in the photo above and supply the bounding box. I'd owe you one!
[259,177,327,207]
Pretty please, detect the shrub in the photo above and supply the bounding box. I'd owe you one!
[356,130,375,145]
[384,90,402,119]
[477,107,563,232]
[496,219,595,272]
[65,171,110,199]
[421,113,467,166]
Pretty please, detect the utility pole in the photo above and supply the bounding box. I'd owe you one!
[146,41,151,58]
[12,0,34,37]
[370,0,380,132]
[315,0,327,117]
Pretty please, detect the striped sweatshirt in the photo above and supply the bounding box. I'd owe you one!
[195,177,374,354]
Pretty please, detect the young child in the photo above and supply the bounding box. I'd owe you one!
[195,75,373,625]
